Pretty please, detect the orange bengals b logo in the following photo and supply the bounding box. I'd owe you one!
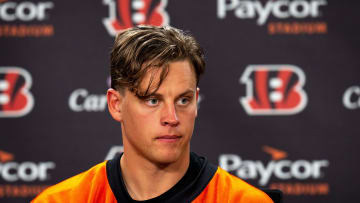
[240,65,307,115]
[103,0,169,36]
[0,67,34,117]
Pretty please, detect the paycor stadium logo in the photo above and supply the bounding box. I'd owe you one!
[220,146,330,196]
[0,0,54,37]
[0,150,56,198]
[217,0,328,35]
[103,0,169,36]
[240,65,307,115]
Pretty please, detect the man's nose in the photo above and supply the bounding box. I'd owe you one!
[160,103,179,127]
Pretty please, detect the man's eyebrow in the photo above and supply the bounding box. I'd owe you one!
[135,92,164,100]
[178,89,196,97]
[136,89,195,100]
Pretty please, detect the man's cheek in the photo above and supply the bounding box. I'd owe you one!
[138,106,159,117]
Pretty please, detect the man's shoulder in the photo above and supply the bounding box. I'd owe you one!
[215,167,274,202]
[31,161,115,203]
[194,167,273,203]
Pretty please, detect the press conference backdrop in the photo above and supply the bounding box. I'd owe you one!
[1,0,359,202]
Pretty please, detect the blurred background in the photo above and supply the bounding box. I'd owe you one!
[1,0,359,202]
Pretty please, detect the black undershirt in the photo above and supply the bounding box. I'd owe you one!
[106,152,217,203]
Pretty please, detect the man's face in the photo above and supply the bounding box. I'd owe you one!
[117,60,198,164]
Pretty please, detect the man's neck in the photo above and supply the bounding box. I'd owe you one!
[120,149,190,201]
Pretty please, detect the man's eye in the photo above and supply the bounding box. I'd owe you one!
[145,98,159,106]
[177,97,190,105]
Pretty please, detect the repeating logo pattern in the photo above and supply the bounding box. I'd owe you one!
[0,67,34,117]
[343,85,360,110]
[240,65,307,115]
[217,0,328,35]
[0,1,54,37]
[219,146,330,196]
[103,0,169,36]
[105,145,124,160]
[0,149,55,198]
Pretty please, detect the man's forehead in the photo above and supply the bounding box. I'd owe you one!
[137,60,196,96]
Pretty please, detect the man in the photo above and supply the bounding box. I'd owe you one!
[32,26,273,202]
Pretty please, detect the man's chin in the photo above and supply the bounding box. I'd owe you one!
[150,150,184,165]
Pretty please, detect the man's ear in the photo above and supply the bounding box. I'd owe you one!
[195,87,200,117]
[107,88,124,122]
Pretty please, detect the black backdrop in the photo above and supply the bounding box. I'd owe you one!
[1,0,360,202]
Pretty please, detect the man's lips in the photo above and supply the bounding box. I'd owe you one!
[156,135,182,139]
[155,135,182,142]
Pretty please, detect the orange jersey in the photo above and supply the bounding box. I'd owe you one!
[32,153,273,203]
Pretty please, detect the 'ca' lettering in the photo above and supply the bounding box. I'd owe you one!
[68,89,107,112]
[343,86,360,109]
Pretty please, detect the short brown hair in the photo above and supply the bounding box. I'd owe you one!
[110,25,205,96]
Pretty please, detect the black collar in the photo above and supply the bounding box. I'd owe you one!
[106,152,217,202]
